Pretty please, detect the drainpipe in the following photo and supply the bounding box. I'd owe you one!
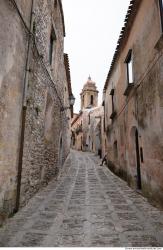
[15,0,35,212]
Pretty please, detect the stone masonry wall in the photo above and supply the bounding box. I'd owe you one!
[20,0,70,206]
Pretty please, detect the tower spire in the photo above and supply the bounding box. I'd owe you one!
[88,75,91,80]
[80,76,98,110]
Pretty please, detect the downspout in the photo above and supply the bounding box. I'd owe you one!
[15,0,35,212]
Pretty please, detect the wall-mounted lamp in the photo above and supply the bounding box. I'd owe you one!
[61,94,75,111]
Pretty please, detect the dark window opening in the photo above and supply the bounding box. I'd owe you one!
[111,94,114,113]
[88,114,90,125]
[49,28,56,65]
[110,88,116,120]
[35,107,39,116]
[140,147,144,163]
[83,96,84,106]
[159,0,163,32]
[90,95,93,105]
[54,0,57,8]
[125,49,133,84]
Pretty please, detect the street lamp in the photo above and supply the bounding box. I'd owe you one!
[61,94,75,111]
[69,94,75,106]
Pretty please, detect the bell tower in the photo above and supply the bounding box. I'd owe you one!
[80,76,98,110]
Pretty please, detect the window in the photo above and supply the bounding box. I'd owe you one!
[111,90,115,113]
[102,101,106,131]
[125,49,133,84]
[88,114,90,125]
[49,28,56,65]
[124,49,134,96]
[140,147,144,163]
[110,88,117,120]
[73,134,75,146]
[159,0,163,32]
[90,95,94,105]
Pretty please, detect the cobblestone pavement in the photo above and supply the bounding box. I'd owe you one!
[0,150,163,247]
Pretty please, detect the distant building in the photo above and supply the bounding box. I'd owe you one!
[103,0,163,206]
[71,77,103,156]
[80,76,98,110]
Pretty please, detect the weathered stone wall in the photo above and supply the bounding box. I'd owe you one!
[20,0,70,206]
[0,0,71,219]
[0,0,32,219]
[104,0,163,206]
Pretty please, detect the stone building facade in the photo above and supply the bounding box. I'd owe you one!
[71,111,83,151]
[0,0,72,222]
[103,0,163,206]
[83,106,103,156]
[71,77,103,156]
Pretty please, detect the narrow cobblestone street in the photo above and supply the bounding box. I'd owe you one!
[0,150,163,247]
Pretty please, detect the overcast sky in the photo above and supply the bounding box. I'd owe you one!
[62,0,131,113]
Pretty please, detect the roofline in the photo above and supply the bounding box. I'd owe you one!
[64,53,73,118]
[103,0,141,91]
[71,111,83,126]
[58,0,66,37]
